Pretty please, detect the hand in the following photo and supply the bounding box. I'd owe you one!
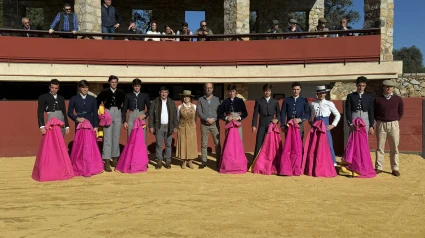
[207,118,215,125]
[252,127,257,134]
[281,127,287,133]
[94,128,98,134]
[149,128,154,134]
[294,118,301,124]
[232,117,240,121]
[40,127,47,135]
[198,31,203,35]
[138,114,146,120]
[272,119,279,124]
[114,23,120,29]
[173,128,178,133]
[326,125,335,131]
[48,29,54,34]
[71,30,76,34]
[368,127,374,135]
[124,122,128,130]
[124,38,129,41]
[76,117,85,123]
[65,128,70,134]
[203,31,209,35]
[226,116,233,122]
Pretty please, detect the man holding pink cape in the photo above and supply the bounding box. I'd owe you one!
[220,120,247,174]
[250,123,282,175]
[279,119,303,176]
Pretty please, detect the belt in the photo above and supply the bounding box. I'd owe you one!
[161,124,168,126]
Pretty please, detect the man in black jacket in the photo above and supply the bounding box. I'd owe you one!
[101,0,122,40]
[345,76,374,135]
[37,79,70,136]
[336,18,353,37]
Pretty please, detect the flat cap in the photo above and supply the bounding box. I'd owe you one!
[382,80,396,87]
[289,19,298,24]
[319,17,327,23]
[272,20,279,25]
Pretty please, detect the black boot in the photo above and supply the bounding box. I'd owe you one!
[165,161,171,169]
[111,157,118,167]
[155,160,163,170]
[104,159,112,172]
[199,161,207,169]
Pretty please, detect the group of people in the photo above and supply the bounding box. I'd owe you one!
[33,75,404,182]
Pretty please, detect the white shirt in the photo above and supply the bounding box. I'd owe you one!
[383,93,393,100]
[310,99,341,127]
[265,96,270,103]
[80,94,87,99]
[161,99,168,124]
[176,30,193,41]
[51,93,57,99]
[293,95,299,102]
[110,88,116,93]
[357,91,364,98]
[134,92,139,97]
[177,103,197,122]
[145,31,161,41]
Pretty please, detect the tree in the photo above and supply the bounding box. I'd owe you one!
[393,46,425,73]
[26,7,44,30]
[324,0,360,30]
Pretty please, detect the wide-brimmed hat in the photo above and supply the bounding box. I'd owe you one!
[179,90,194,97]
[382,80,396,87]
[289,19,298,24]
[314,86,330,93]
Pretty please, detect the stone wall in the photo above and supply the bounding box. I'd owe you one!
[308,0,324,31]
[224,0,249,35]
[75,0,101,33]
[330,73,425,100]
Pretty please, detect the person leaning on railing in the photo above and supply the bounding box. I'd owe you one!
[335,18,353,37]
[161,25,176,41]
[20,17,37,37]
[266,20,283,40]
[176,22,193,41]
[48,3,78,38]
[196,20,213,41]
[284,19,304,39]
[309,17,329,38]
[144,21,161,41]
[125,21,142,41]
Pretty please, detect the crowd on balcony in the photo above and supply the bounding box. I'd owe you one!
[15,1,357,41]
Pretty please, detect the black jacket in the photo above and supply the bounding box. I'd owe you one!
[96,88,125,110]
[345,92,374,127]
[148,97,178,135]
[122,92,150,122]
[252,97,280,127]
[217,97,248,121]
[37,93,69,128]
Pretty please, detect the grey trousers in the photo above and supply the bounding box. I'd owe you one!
[226,112,243,141]
[102,107,122,160]
[47,111,66,137]
[155,124,172,163]
[127,110,147,143]
[352,111,370,132]
[200,122,221,162]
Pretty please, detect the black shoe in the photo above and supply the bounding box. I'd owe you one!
[156,161,162,170]
[199,162,207,169]
[111,157,118,167]
[104,160,112,172]
[165,162,171,169]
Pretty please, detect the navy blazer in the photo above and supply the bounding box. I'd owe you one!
[280,96,310,127]
[345,92,374,127]
[217,97,248,121]
[68,94,99,128]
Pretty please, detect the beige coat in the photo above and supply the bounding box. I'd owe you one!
[176,103,198,160]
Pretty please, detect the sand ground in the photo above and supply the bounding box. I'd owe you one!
[1,153,425,238]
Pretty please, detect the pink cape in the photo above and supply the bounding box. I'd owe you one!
[219,120,247,174]
[279,120,303,176]
[250,123,282,175]
[99,109,112,127]
[70,120,104,177]
[341,118,376,178]
[32,118,75,182]
[301,120,337,177]
[115,119,149,173]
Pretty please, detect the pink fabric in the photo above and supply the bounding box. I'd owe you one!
[342,118,376,178]
[115,119,149,173]
[219,121,247,174]
[279,120,303,176]
[301,120,337,178]
[70,120,104,177]
[99,109,112,127]
[251,123,282,175]
[32,118,75,182]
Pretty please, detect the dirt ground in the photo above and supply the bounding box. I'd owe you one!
[1,153,425,238]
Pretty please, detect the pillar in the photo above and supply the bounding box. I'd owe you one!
[74,0,101,33]
[364,0,394,61]
[308,0,324,31]
[223,0,250,35]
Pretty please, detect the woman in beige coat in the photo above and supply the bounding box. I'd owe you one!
[176,90,198,169]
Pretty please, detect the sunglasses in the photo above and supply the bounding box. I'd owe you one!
[65,8,71,11]
[202,25,207,27]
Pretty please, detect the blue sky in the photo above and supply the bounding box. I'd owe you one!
[186,1,424,57]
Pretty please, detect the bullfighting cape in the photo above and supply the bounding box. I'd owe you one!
[301,120,337,177]
[250,123,282,175]
[32,117,75,182]
[97,105,112,140]
[70,120,104,177]
[219,120,247,174]
[279,119,303,176]
[115,118,149,173]
[340,117,376,178]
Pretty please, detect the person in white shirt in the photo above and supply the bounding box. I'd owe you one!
[144,21,161,41]
[161,25,176,41]
[176,22,193,41]
[309,86,341,165]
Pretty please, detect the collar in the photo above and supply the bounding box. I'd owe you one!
[204,94,213,100]
[110,88,116,93]
[134,91,140,95]
[293,95,300,99]
[357,91,364,95]
[264,96,271,100]
[80,93,87,98]
[383,93,393,98]
[161,98,167,102]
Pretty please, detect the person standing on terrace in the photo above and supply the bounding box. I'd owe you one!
[101,0,122,40]
[48,3,78,38]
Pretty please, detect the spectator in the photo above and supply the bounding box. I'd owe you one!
[20,17,36,37]
[266,20,283,40]
[144,21,161,41]
[125,21,142,41]
[48,3,78,38]
[101,0,122,40]
[176,22,193,41]
[196,20,213,41]
[161,25,176,41]
[336,18,353,37]
[309,17,329,38]
[285,19,304,39]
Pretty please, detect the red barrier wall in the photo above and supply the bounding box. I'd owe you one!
[0,99,421,157]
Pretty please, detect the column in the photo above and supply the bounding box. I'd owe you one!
[223,0,250,36]
[308,0,324,31]
[74,0,101,34]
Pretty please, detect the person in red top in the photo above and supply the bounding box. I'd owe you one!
[374,80,404,176]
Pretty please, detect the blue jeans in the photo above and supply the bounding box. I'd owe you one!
[314,116,336,164]
[102,26,115,40]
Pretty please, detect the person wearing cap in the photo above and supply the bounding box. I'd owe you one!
[196,20,213,41]
[176,22,193,41]
[122,78,150,139]
[309,17,329,38]
[374,80,404,177]
[335,18,353,37]
[176,90,198,169]
[266,20,283,40]
[345,76,374,134]
[309,86,341,166]
[285,19,304,39]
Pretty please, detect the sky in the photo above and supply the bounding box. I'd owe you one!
[185,0,425,56]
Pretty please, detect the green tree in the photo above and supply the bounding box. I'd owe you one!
[393,46,425,73]
[26,7,44,30]
[324,0,360,30]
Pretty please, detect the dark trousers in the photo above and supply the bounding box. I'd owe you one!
[253,124,267,160]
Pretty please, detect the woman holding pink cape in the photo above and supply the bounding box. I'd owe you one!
[220,120,248,174]
[340,118,376,178]
[70,120,104,177]
[32,117,75,182]
[115,118,149,173]
[250,123,282,175]
[279,119,303,176]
